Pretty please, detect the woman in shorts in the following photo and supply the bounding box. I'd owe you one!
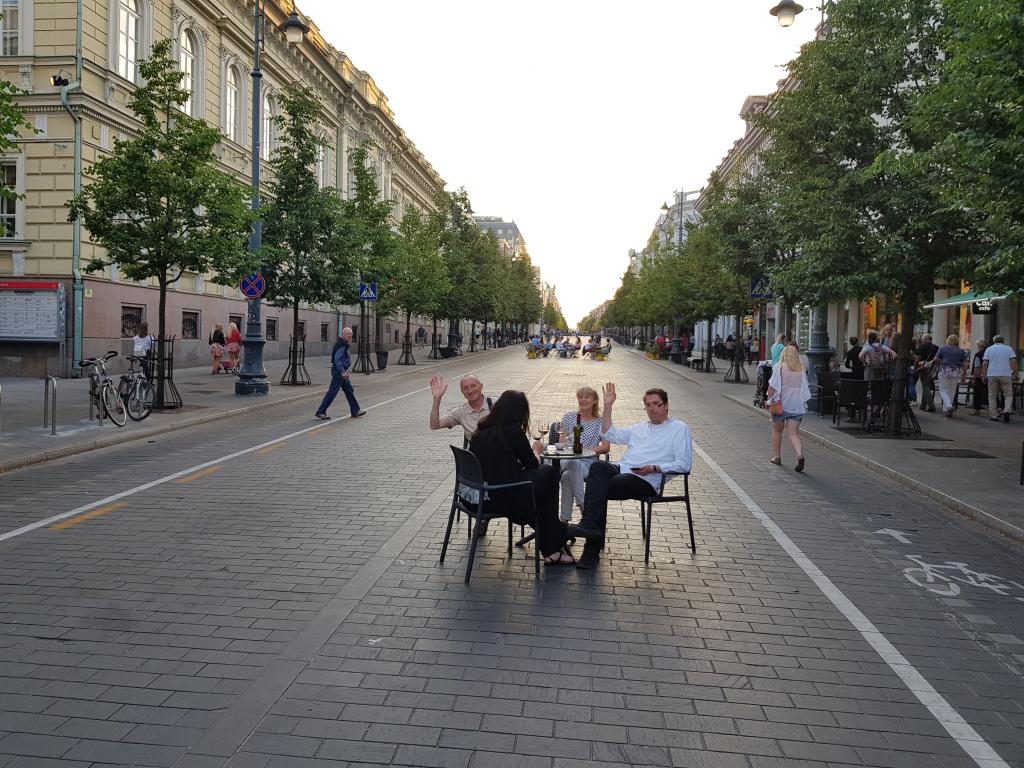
[766,345,811,472]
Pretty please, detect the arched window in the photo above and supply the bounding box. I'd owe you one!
[116,0,139,80]
[225,66,239,140]
[261,93,274,161]
[179,29,196,115]
[1,0,20,56]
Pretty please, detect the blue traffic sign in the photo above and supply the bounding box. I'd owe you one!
[359,282,378,301]
[750,275,770,300]
[240,273,266,298]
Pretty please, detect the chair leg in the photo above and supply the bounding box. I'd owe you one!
[685,476,696,553]
[639,502,647,539]
[440,498,459,563]
[507,519,513,558]
[465,512,483,583]
[534,513,540,576]
[644,501,653,564]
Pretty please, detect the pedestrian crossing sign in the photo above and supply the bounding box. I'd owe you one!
[359,282,378,301]
[750,276,770,299]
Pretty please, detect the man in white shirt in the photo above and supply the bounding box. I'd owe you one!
[429,374,491,442]
[568,383,692,570]
[981,335,1020,422]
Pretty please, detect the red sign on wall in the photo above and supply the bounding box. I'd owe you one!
[0,280,60,291]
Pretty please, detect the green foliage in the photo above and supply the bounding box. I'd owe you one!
[66,39,254,340]
[0,63,33,204]
[391,205,451,321]
[910,0,1024,289]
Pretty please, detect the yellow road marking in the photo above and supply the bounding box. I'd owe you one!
[175,465,224,483]
[50,502,127,531]
[255,444,285,456]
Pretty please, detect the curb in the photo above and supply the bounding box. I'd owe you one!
[720,391,1024,544]
[0,346,512,476]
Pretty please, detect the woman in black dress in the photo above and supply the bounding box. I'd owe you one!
[470,390,575,565]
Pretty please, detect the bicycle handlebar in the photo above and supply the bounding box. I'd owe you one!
[77,350,118,368]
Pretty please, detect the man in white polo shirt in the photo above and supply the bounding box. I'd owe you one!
[429,374,491,441]
[981,335,1020,422]
[568,383,692,570]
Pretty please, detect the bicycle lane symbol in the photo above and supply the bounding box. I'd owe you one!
[902,554,1024,602]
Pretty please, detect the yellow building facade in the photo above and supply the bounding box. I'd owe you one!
[0,0,445,375]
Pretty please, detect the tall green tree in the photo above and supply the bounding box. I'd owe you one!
[758,0,984,430]
[910,0,1024,288]
[433,188,478,347]
[391,206,450,357]
[256,85,352,381]
[67,39,254,344]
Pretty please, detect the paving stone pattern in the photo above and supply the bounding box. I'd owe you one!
[0,348,1021,766]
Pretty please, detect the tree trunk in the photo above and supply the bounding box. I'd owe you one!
[291,299,300,385]
[885,291,918,433]
[156,276,168,408]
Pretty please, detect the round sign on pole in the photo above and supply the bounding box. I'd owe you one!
[240,273,266,299]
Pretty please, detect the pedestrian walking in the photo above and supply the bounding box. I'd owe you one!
[315,327,366,420]
[416,324,426,348]
[208,323,226,375]
[132,322,155,379]
[913,333,939,411]
[934,335,968,417]
[981,334,1020,422]
[859,330,895,381]
[969,339,989,415]
[225,321,242,372]
[767,345,811,472]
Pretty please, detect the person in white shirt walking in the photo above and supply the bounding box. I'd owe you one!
[767,345,812,472]
[567,383,692,570]
[981,335,1020,422]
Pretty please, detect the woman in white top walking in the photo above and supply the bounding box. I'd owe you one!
[767,345,812,472]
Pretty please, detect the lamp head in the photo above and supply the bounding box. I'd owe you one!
[660,202,670,213]
[769,0,804,27]
[280,10,310,44]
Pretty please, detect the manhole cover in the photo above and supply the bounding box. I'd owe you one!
[914,448,996,458]
[833,428,951,441]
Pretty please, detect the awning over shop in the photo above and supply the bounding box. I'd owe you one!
[922,291,1007,309]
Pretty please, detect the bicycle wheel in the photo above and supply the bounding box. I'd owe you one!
[127,378,154,421]
[101,380,127,426]
[903,567,960,596]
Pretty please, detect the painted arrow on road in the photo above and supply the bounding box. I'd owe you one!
[874,528,914,544]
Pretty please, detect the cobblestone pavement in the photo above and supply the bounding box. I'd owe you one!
[0,348,1022,767]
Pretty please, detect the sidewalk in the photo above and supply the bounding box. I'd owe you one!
[0,345,507,474]
[630,347,1024,542]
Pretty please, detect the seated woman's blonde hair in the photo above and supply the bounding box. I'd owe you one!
[780,345,803,372]
[576,386,600,419]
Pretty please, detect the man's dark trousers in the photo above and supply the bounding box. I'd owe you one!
[317,369,361,416]
[582,461,657,541]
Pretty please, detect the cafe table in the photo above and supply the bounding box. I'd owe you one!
[515,446,597,548]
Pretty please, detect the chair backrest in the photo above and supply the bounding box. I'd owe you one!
[818,371,840,395]
[451,445,484,486]
[869,377,892,404]
[838,378,868,407]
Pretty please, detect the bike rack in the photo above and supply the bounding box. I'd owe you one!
[42,376,58,436]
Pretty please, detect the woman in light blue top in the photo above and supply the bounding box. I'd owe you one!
[767,345,811,472]
[770,334,786,365]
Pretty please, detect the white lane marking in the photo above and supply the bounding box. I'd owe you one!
[0,363,502,544]
[692,442,1010,768]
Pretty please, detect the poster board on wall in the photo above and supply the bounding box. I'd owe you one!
[0,280,66,342]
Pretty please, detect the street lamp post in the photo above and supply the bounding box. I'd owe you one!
[236,1,309,396]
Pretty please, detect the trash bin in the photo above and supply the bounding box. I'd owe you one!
[376,350,389,370]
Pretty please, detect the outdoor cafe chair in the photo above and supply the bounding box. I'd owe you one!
[833,378,869,428]
[442,446,539,583]
[637,472,696,565]
[815,372,841,417]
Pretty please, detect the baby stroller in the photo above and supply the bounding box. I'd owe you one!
[754,361,772,408]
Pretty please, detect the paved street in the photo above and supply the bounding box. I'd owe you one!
[1,346,1023,768]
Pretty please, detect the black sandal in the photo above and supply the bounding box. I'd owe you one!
[545,548,576,567]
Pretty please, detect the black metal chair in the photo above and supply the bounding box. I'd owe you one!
[815,372,841,417]
[833,378,868,428]
[442,446,539,583]
[867,378,893,429]
[637,472,695,565]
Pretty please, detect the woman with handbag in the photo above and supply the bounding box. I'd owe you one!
[766,345,812,472]
[208,323,226,374]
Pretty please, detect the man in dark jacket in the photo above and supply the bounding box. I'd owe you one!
[914,333,939,412]
[315,327,366,420]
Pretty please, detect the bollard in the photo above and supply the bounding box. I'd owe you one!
[43,376,57,436]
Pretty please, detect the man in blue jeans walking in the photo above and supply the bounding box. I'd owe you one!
[315,327,367,420]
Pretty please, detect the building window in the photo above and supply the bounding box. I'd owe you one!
[316,144,324,188]
[121,305,144,338]
[394,330,399,344]
[261,93,274,160]
[225,65,239,141]
[117,0,139,80]
[181,310,199,339]
[179,29,196,116]
[296,320,305,340]
[0,161,16,237]
[265,317,277,341]
[320,322,328,342]
[1,0,19,56]
[229,314,243,333]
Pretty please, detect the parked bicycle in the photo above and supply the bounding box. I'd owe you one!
[118,354,154,421]
[78,351,126,427]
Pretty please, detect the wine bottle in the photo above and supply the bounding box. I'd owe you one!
[572,412,583,454]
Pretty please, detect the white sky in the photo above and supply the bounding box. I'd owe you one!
[296,0,819,325]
